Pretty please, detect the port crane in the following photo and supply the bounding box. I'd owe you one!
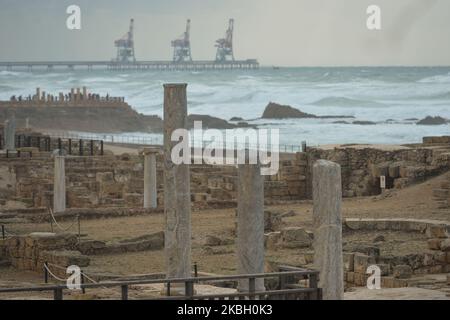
[171,19,193,62]
[113,19,136,63]
[215,19,235,62]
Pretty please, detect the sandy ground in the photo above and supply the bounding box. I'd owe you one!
[3,171,449,277]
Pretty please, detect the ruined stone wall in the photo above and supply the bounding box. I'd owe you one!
[0,232,89,275]
[0,153,307,210]
[1,139,449,210]
[305,146,450,198]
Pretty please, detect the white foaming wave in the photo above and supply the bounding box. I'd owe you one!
[417,72,450,84]
[310,96,388,108]
[0,70,24,77]
[83,77,125,83]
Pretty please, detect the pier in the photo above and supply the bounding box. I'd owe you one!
[0,60,259,72]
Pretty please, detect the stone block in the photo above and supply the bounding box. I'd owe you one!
[377,263,390,276]
[280,227,312,248]
[264,232,281,250]
[388,165,400,178]
[354,253,376,274]
[440,239,450,252]
[343,253,354,272]
[392,265,412,279]
[204,235,222,247]
[427,238,442,250]
[346,272,355,284]
[433,252,447,264]
[426,225,448,239]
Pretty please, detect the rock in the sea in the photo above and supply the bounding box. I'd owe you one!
[261,102,316,119]
[333,121,350,124]
[416,116,448,125]
[352,120,376,125]
[188,114,236,129]
[230,117,244,121]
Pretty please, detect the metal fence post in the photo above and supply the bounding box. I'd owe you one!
[54,287,63,300]
[44,262,48,283]
[248,277,256,299]
[121,285,128,300]
[185,280,194,298]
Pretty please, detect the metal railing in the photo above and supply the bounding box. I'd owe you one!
[0,134,104,157]
[42,131,305,154]
[0,268,321,300]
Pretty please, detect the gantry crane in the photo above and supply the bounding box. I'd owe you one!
[215,19,235,62]
[114,19,136,63]
[171,19,192,62]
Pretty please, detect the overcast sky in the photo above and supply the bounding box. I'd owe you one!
[0,0,449,66]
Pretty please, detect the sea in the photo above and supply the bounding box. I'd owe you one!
[1,66,450,147]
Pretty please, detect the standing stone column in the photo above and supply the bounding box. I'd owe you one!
[36,88,41,101]
[143,147,159,209]
[312,160,344,300]
[237,163,265,292]
[4,117,16,151]
[82,87,87,100]
[163,84,191,282]
[53,155,66,213]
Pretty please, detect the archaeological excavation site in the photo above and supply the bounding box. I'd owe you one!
[0,83,449,301]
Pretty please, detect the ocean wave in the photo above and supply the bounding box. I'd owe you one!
[0,85,17,91]
[83,77,125,83]
[417,72,450,84]
[310,96,387,108]
[0,70,24,77]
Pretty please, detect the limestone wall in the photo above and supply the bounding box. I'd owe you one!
[0,232,89,276]
[1,138,449,210]
[306,146,450,197]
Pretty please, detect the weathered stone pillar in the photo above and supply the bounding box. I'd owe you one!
[163,84,191,282]
[237,163,265,292]
[36,88,41,101]
[53,155,66,213]
[313,160,344,300]
[82,87,87,100]
[4,117,16,151]
[143,147,159,209]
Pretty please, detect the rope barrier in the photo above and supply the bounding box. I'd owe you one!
[48,207,78,232]
[46,262,108,289]
[43,263,67,282]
